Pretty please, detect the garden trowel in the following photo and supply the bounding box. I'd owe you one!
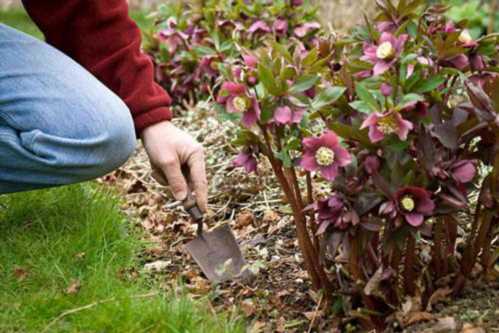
[182,195,251,283]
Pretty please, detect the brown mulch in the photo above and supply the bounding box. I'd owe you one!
[100,105,498,332]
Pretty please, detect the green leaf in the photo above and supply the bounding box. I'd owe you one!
[258,63,281,96]
[355,83,379,111]
[398,93,424,108]
[275,149,292,168]
[289,75,320,94]
[311,86,346,110]
[412,75,446,94]
[349,101,372,114]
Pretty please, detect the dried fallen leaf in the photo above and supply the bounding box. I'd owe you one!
[13,267,28,281]
[405,311,435,326]
[262,210,280,224]
[66,279,81,295]
[248,320,265,333]
[426,287,452,311]
[144,260,171,272]
[460,323,486,333]
[303,310,323,321]
[235,211,254,229]
[240,299,256,317]
[421,317,457,333]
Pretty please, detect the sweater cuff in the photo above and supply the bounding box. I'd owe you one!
[133,106,173,136]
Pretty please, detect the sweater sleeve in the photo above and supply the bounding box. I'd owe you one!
[22,0,172,135]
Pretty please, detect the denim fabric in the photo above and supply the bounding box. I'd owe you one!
[0,24,136,194]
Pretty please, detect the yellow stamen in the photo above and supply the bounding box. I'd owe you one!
[376,41,396,60]
[377,114,398,134]
[401,196,415,212]
[315,147,336,167]
[458,29,473,44]
[233,96,249,112]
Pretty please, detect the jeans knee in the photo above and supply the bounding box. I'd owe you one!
[98,102,136,174]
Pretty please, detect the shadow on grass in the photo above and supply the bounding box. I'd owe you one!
[0,184,243,332]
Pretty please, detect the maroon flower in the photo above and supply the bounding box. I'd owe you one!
[233,152,258,173]
[272,106,305,125]
[312,195,359,234]
[451,160,476,184]
[291,0,304,6]
[446,54,469,71]
[360,111,414,143]
[157,28,187,54]
[361,32,408,76]
[217,82,261,127]
[380,187,435,227]
[364,155,380,175]
[300,131,352,181]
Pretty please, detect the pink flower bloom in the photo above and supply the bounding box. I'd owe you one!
[242,54,258,68]
[294,22,321,38]
[195,55,219,80]
[273,19,289,36]
[233,152,258,173]
[361,32,409,76]
[249,20,271,35]
[217,82,261,127]
[380,83,393,97]
[451,160,476,184]
[272,106,305,125]
[360,111,413,143]
[381,187,435,227]
[300,131,352,181]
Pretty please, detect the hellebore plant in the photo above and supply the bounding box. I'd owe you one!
[214,0,499,330]
[145,0,320,105]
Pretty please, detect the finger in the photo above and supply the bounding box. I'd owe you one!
[151,166,168,186]
[187,146,208,212]
[161,158,189,201]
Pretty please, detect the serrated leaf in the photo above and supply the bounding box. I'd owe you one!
[258,63,281,96]
[349,101,372,114]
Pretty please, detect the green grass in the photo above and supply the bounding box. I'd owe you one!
[0,185,244,332]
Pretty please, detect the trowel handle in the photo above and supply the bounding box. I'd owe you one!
[182,193,204,236]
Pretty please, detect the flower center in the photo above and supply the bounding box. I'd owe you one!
[376,41,396,60]
[458,29,473,44]
[377,114,397,134]
[315,147,335,167]
[210,61,220,70]
[233,96,249,112]
[401,195,415,212]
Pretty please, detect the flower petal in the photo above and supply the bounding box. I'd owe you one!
[273,106,292,124]
[373,61,391,76]
[404,213,424,227]
[320,165,339,181]
[334,146,352,167]
[321,131,339,148]
[300,153,319,171]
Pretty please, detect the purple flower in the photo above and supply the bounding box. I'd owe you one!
[249,20,271,35]
[380,83,393,97]
[195,55,219,80]
[361,32,408,76]
[446,54,470,71]
[294,22,321,38]
[380,187,435,227]
[233,152,258,173]
[377,21,398,33]
[360,111,414,143]
[272,106,305,125]
[273,19,289,36]
[313,195,359,234]
[470,54,485,71]
[291,0,304,6]
[217,82,261,127]
[158,28,187,54]
[451,160,476,184]
[300,131,352,181]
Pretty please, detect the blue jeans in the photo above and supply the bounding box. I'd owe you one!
[0,24,136,194]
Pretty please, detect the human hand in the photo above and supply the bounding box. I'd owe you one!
[141,121,208,212]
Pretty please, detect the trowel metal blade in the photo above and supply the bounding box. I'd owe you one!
[185,224,251,283]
